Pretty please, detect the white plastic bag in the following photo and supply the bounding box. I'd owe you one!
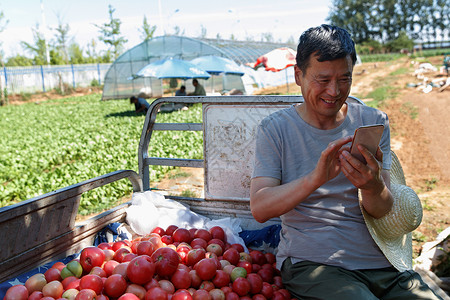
[126,190,210,236]
[205,217,248,252]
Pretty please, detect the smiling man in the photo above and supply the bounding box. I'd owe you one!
[250,25,441,299]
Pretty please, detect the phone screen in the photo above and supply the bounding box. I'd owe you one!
[350,124,384,163]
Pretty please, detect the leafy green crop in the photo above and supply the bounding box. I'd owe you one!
[0,95,202,215]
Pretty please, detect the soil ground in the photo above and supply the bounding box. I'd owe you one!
[8,57,449,258]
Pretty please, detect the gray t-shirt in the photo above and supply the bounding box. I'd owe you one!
[252,101,393,270]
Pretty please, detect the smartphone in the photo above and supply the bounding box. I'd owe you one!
[350,124,385,164]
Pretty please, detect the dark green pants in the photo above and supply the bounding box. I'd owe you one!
[281,258,443,300]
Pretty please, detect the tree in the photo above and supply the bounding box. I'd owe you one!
[0,9,9,105]
[139,16,156,41]
[5,55,33,66]
[20,23,49,65]
[385,31,414,52]
[52,15,72,64]
[95,4,128,61]
[68,43,85,64]
[198,25,207,38]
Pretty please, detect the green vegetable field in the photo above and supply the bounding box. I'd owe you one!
[0,94,203,214]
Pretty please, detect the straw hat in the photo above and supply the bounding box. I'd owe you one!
[359,151,423,272]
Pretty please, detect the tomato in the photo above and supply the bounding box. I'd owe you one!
[44,268,61,282]
[149,236,165,250]
[104,274,127,298]
[90,266,107,278]
[239,252,252,263]
[80,247,106,273]
[117,293,140,300]
[222,265,235,275]
[42,280,64,299]
[25,273,47,294]
[220,286,232,295]
[177,245,192,264]
[172,289,193,300]
[173,228,193,244]
[273,276,283,289]
[4,285,29,300]
[194,258,217,281]
[209,288,225,300]
[264,252,276,265]
[103,249,115,261]
[192,289,211,300]
[209,226,226,243]
[207,239,225,250]
[249,250,267,266]
[98,242,113,250]
[152,226,166,236]
[158,279,175,294]
[145,287,169,300]
[224,291,239,300]
[198,280,214,292]
[230,244,245,253]
[144,278,160,290]
[189,270,203,289]
[278,288,291,299]
[51,262,66,272]
[125,283,146,299]
[257,267,274,284]
[151,247,181,277]
[127,255,155,285]
[260,282,274,299]
[237,261,252,275]
[136,241,155,256]
[123,253,138,262]
[171,268,192,290]
[190,238,208,250]
[252,294,267,300]
[232,277,251,296]
[65,278,81,290]
[222,248,239,266]
[252,264,262,273]
[194,229,212,242]
[112,241,130,252]
[212,270,230,288]
[206,244,223,257]
[28,291,44,300]
[74,288,97,300]
[112,262,129,279]
[165,225,179,236]
[247,273,263,294]
[97,294,109,300]
[161,235,174,245]
[187,248,206,266]
[230,267,247,282]
[61,288,79,300]
[103,260,119,277]
[113,247,132,263]
[79,274,103,295]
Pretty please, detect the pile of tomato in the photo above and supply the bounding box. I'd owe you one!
[5,225,293,300]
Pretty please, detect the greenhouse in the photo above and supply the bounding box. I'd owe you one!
[101,36,296,100]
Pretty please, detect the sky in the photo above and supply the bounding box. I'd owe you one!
[0,0,332,58]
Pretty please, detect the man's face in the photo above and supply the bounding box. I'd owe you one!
[295,54,353,120]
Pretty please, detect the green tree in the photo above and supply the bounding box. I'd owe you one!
[95,5,128,61]
[52,16,72,64]
[68,43,85,64]
[385,31,414,52]
[20,24,49,65]
[139,16,156,41]
[5,55,33,66]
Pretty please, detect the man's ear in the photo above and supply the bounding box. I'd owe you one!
[294,65,303,86]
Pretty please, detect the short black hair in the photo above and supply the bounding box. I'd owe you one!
[296,24,357,74]
[130,96,137,103]
[180,85,186,89]
[192,79,198,84]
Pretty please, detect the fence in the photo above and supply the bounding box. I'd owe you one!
[0,63,112,95]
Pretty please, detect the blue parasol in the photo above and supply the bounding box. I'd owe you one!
[190,55,244,76]
[135,58,211,80]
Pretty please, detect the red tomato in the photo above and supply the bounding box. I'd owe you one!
[172,289,193,300]
[74,288,97,300]
[65,278,80,290]
[123,253,138,263]
[112,262,129,279]
[28,291,44,300]
[247,273,263,294]
[220,286,232,295]
[171,269,192,290]
[112,241,130,252]
[90,266,107,278]
[212,270,230,288]
[237,261,252,275]
[209,226,226,243]
[165,225,179,236]
[224,291,239,300]
[273,276,283,289]
[260,282,274,299]
[79,274,104,295]
[51,262,66,272]
[4,285,28,300]
[190,238,208,250]
[192,289,211,300]
[151,247,181,277]
[44,268,61,282]
[232,277,251,297]
[103,260,119,277]
[257,267,274,284]
[152,226,166,236]
[161,235,174,245]
[264,252,276,265]
[173,228,193,244]
[187,248,206,266]
[194,258,217,281]
[145,287,169,300]
[194,229,212,242]
[117,293,140,300]
[278,288,291,299]
[252,294,267,300]
[198,280,215,292]
[177,245,192,264]
[189,270,203,289]
[207,239,225,250]
[158,279,175,294]
[97,242,113,250]
[113,247,132,263]
[125,283,146,299]
[80,247,106,272]
[127,255,155,285]
[209,288,225,300]
[206,244,223,257]
[230,244,245,253]
[104,274,127,298]
[250,250,267,266]
[222,248,240,266]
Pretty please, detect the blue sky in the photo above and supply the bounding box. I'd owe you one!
[0,0,332,58]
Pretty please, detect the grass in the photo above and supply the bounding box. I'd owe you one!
[400,102,419,119]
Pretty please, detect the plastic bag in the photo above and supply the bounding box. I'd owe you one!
[205,217,248,252]
[126,190,210,235]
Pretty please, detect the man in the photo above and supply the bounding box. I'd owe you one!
[250,25,441,299]
[175,85,187,96]
[188,79,206,96]
[130,95,150,114]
